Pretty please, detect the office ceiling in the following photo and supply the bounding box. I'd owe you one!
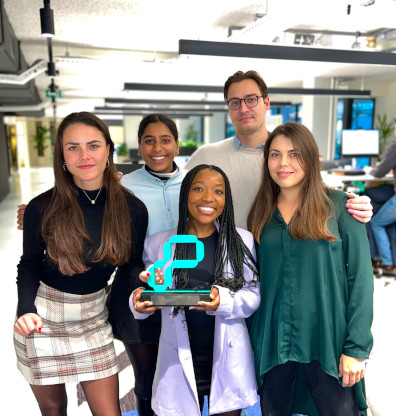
[1,0,396,119]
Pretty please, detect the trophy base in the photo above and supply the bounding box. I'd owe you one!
[140,290,211,306]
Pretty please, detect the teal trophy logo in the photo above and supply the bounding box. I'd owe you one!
[139,235,211,306]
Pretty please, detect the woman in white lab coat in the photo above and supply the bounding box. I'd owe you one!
[131,164,260,416]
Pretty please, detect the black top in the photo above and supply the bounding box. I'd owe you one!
[185,231,217,362]
[16,186,148,318]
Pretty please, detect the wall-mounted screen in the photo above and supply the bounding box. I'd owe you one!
[341,129,380,158]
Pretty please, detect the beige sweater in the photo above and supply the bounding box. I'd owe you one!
[185,138,264,229]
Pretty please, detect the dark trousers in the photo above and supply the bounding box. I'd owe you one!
[194,359,212,412]
[259,361,360,416]
[124,343,158,416]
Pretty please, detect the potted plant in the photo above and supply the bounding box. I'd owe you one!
[375,114,396,157]
[179,124,199,156]
[116,142,130,163]
[32,125,50,157]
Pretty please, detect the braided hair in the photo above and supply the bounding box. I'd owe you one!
[173,164,258,292]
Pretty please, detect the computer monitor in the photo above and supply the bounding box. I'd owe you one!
[341,129,380,158]
[320,158,353,171]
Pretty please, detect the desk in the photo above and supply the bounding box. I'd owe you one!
[321,171,394,192]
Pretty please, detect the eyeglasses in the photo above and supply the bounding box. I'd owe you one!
[227,95,264,110]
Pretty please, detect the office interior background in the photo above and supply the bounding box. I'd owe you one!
[1,0,396,415]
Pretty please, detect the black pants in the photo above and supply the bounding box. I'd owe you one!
[124,343,158,416]
[259,361,360,416]
[194,359,213,412]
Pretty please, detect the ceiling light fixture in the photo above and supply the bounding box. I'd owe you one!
[106,98,227,106]
[124,82,221,93]
[178,39,396,66]
[96,106,225,113]
[40,0,55,37]
[351,32,361,49]
[46,61,57,78]
[95,101,292,113]
[94,109,213,118]
[361,0,375,6]
[122,84,371,97]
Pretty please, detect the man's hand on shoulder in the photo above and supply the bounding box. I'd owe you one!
[17,204,27,230]
[346,193,373,223]
[115,171,123,182]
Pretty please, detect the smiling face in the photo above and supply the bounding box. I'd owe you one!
[227,78,270,140]
[187,168,226,233]
[62,123,110,190]
[268,134,306,193]
[138,121,179,174]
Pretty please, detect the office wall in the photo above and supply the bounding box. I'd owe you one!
[204,112,226,144]
[124,116,141,149]
[0,117,10,202]
[109,126,124,145]
[373,81,396,126]
[301,77,334,159]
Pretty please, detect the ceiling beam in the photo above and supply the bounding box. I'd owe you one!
[96,106,226,113]
[269,88,371,97]
[106,98,226,105]
[178,39,396,66]
[94,109,214,117]
[103,99,293,107]
[99,114,193,120]
[124,83,221,93]
[121,85,371,97]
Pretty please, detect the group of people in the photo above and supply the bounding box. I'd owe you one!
[14,70,375,416]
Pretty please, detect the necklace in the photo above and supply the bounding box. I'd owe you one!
[82,188,102,205]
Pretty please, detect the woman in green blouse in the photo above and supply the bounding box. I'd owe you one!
[247,122,373,416]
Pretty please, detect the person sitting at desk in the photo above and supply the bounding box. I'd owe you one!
[370,127,396,275]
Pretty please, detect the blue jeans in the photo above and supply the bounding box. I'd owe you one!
[371,195,396,266]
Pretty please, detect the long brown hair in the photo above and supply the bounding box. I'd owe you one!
[41,112,132,276]
[248,122,336,243]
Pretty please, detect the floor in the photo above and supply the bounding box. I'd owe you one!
[2,168,394,415]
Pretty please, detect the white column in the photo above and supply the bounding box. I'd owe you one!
[204,112,226,144]
[301,77,335,159]
[123,116,141,149]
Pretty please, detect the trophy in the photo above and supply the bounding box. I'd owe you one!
[139,235,211,306]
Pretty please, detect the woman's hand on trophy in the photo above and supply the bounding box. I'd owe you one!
[139,266,164,285]
[189,287,220,312]
[132,288,163,313]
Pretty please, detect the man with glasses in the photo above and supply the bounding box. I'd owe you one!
[186,70,373,228]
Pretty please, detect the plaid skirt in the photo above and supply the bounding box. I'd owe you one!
[14,282,119,385]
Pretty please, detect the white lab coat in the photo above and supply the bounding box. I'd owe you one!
[130,225,260,415]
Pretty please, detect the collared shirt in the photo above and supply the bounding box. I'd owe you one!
[233,135,265,150]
